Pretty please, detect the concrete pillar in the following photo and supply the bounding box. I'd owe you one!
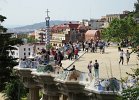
[42,94,59,100]
[68,93,76,100]
[60,94,68,100]
[29,88,39,100]
[47,95,59,100]
[63,95,68,100]
[68,93,90,100]
[42,94,48,100]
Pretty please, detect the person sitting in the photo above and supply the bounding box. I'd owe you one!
[64,65,76,71]
[69,65,76,71]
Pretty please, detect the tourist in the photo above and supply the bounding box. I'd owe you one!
[67,48,72,60]
[54,52,58,65]
[19,58,25,68]
[93,60,99,78]
[57,51,62,66]
[85,42,89,52]
[56,63,64,74]
[74,47,78,59]
[119,49,124,65]
[125,50,131,65]
[88,61,93,74]
[64,65,76,71]
[95,41,98,52]
[91,42,95,53]
[69,65,76,71]
[82,41,85,51]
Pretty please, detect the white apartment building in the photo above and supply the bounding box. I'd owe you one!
[34,29,46,42]
[9,43,46,59]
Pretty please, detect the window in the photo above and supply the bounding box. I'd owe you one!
[24,53,26,55]
[24,48,26,51]
[28,48,30,51]
[28,52,30,55]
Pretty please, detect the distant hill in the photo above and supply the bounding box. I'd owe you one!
[8,20,76,33]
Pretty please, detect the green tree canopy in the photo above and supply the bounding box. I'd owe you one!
[102,16,137,43]
[0,15,23,91]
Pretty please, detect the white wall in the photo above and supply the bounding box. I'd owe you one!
[10,44,46,59]
[10,44,34,59]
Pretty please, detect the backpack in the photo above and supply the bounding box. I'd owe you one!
[94,63,99,69]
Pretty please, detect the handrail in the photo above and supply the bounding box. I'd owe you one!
[65,51,87,69]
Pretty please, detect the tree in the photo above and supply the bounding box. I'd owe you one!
[0,15,23,92]
[27,36,38,43]
[3,78,26,100]
[134,0,139,12]
[102,17,137,43]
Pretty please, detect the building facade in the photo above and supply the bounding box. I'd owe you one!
[9,43,46,59]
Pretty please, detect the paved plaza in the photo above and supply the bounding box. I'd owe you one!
[62,47,139,80]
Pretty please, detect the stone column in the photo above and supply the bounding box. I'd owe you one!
[29,87,39,100]
[68,93,76,100]
[42,94,48,100]
[68,93,90,100]
[63,95,68,100]
[42,93,59,100]
[47,95,59,100]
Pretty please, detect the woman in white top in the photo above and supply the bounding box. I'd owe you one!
[119,50,124,65]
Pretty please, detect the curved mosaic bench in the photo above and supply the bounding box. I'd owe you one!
[37,64,54,73]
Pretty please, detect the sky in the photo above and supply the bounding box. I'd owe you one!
[0,0,137,27]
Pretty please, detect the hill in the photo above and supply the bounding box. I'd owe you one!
[8,20,75,33]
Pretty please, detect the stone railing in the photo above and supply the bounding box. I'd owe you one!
[14,63,139,100]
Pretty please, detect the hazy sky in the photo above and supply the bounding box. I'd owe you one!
[0,0,137,26]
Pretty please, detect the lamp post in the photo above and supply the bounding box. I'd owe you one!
[45,9,50,49]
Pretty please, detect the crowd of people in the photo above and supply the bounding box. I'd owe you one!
[82,40,107,54]
[18,40,134,81]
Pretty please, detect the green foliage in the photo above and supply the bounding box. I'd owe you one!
[121,87,139,100]
[0,15,6,22]
[126,68,139,80]
[21,98,27,100]
[120,68,139,100]
[102,17,137,43]
[3,79,26,100]
[46,44,53,50]
[0,15,23,92]
[134,0,139,12]
[26,36,38,43]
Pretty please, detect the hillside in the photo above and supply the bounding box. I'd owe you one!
[8,20,75,33]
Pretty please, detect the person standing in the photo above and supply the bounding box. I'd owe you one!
[74,47,79,59]
[93,60,99,78]
[85,42,89,52]
[88,61,93,74]
[119,49,124,65]
[91,42,95,53]
[82,41,85,51]
[125,50,131,65]
[88,61,93,81]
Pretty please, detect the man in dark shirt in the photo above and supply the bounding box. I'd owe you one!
[93,60,99,78]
